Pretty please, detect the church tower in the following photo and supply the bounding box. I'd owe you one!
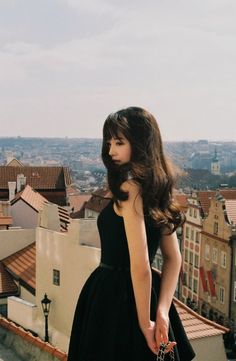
[211,148,220,175]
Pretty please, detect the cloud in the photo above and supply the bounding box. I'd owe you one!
[0,0,236,139]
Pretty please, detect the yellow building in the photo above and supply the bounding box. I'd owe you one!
[181,192,202,306]
[199,192,236,324]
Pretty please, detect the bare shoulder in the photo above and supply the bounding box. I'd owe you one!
[118,180,143,218]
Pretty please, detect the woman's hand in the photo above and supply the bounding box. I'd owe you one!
[141,320,158,355]
[155,309,176,354]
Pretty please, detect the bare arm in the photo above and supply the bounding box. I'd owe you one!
[155,229,182,346]
[119,181,157,354]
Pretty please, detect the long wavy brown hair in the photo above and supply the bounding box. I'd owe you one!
[101,106,185,232]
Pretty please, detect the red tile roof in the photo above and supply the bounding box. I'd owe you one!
[0,316,67,360]
[0,262,18,296]
[68,194,92,213]
[11,185,48,212]
[0,166,71,190]
[197,191,215,215]
[225,200,236,225]
[152,268,228,339]
[2,243,36,291]
[220,189,236,200]
[92,188,111,198]
[197,189,236,216]
[85,196,111,213]
[174,192,189,211]
[85,188,112,213]
[174,297,228,340]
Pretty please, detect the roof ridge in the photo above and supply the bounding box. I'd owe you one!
[0,316,67,360]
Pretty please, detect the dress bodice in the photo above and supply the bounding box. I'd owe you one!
[97,200,161,268]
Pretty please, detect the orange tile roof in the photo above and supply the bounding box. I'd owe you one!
[0,166,71,189]
[85,196,111,213]
[197,189,236,217]
[220,189,236,200]
[0,262,18,296]
[85,187,112,213]
[66,186,80,196]
[2,243,36,291]
[197,191,215,215]
[68,194,92,212]
[11,185,48,212]
[174,193,189,211]
[174,297,228,340]
[152,268,228,339]
[225,200,236,225]
[92,188,111,198]
[0,316,67,360]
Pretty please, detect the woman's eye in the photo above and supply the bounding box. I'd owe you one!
[116,141,123,146]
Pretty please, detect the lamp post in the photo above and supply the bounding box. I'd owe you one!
[41,293,51,342]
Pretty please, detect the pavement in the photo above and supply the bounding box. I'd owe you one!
[0,342,24,361]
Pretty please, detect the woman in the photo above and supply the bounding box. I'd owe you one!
[68,107,195,361]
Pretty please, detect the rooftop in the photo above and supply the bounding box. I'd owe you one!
[173,297,228,340]
[2,243,36,292]
[0,166,71,190]
[11,185,48,212]
[0,316,67,361]
[0,262,18,297]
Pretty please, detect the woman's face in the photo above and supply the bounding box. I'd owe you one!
[107,134,131,165]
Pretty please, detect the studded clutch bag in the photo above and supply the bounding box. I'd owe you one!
[156,343,175,361]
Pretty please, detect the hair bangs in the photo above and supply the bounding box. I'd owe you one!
[103,113,129,141]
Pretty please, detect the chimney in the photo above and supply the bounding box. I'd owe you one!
[17,173,26,192]
[8,181,16,202]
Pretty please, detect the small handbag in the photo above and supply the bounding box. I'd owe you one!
[156,343,175,361]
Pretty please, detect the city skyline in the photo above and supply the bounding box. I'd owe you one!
[0,0,236,141]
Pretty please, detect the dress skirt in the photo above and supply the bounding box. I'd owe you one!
[67,265,195,361]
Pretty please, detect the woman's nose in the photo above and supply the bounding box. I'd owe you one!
[109,144,115,156]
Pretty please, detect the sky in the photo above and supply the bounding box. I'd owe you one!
[0,0,236,141]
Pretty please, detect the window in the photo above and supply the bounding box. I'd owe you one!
[191,229,194,241]
[189,251,193,265]
[193,279,198,293]
[212,248,218,264]
[213,222,219,235]
[53,269,60,286]
[193,209,197,218]
[185,249,189,262]
[188,275,192,290]
[189,208,193,216]
[234,282,236,302]
[186,226,190,239]
[219,287,225,304]
[205,244,210,260]
[195,231,200,244]
[194,254,199,268]
[221,251,227,269]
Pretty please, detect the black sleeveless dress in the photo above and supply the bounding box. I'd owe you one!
[68,200,195,361]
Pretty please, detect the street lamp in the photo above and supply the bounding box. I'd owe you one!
[41,293,51,342]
